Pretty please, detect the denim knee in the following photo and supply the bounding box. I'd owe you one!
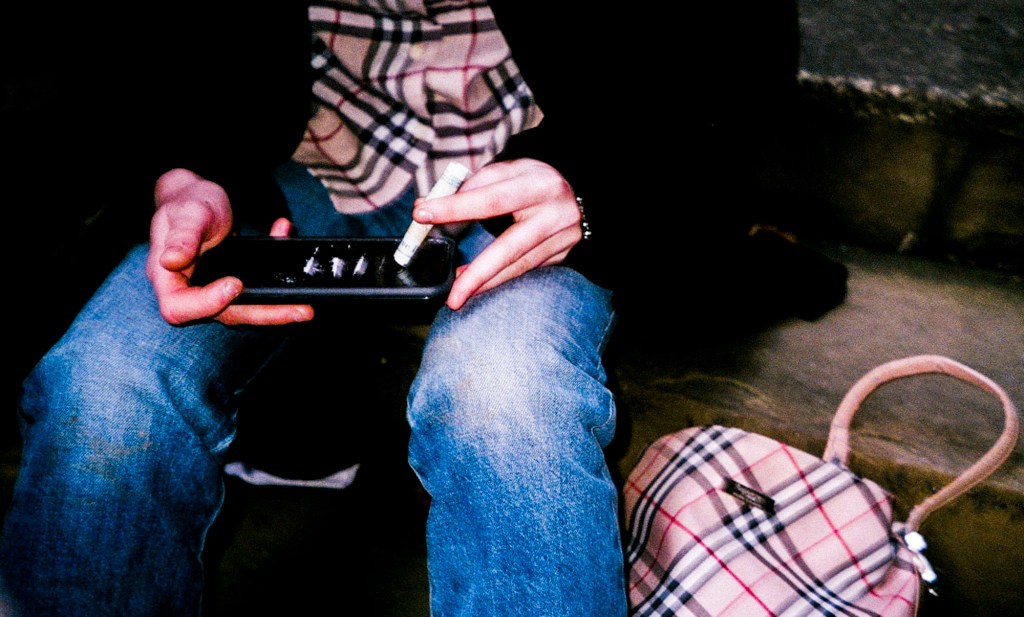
[3,334,227,616]
[408,267,618,471]
[19,331,229,498]
[404,267,626,617]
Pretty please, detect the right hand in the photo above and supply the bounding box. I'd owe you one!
[146,168,314,326]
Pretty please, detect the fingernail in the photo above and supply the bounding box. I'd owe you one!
[447,292,464,311]
[222,280,241,301]
[415,208,433,224]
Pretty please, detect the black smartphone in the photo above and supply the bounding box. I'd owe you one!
[191,236,456,305]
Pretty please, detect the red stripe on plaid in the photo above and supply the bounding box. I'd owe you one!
[294,0,541,213]
[780,444,885,598]
[625,426,921,617]
[636,491,780,616]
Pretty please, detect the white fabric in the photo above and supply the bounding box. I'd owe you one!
[224,461,360,490]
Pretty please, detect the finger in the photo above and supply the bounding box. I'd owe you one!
[269,217,293,238]
[446,203,578,300]
[455,158,553,192]
[450,248,569,309]
[158,228,206,272]
[217,303,314,326]
[412,185,512,226]
[415,165,559,225]
[155,277,244,325]
[155,202,219,271]
[447,226,577,310]
[155,271,314,326]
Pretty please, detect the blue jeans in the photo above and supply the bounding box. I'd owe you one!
[0,163,626,616]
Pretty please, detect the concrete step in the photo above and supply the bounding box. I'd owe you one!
[751,0,1024,274]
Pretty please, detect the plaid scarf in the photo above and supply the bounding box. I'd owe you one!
[292,0,543,213]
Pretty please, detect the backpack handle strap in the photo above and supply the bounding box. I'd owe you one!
[823,354,1019,531]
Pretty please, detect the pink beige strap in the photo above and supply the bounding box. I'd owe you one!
[823,354,1019,531]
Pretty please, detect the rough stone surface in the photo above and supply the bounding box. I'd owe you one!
[797,0,1024,134]
[769,1,1024,276]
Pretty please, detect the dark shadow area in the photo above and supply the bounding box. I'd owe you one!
[203,324,432,615]
[203,464,430,616]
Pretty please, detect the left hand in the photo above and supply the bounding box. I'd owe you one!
[412,159,583,310]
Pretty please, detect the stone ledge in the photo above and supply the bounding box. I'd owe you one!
[797,0,1024,127]
[776,1,1024,277]
[796,70,1024,140]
